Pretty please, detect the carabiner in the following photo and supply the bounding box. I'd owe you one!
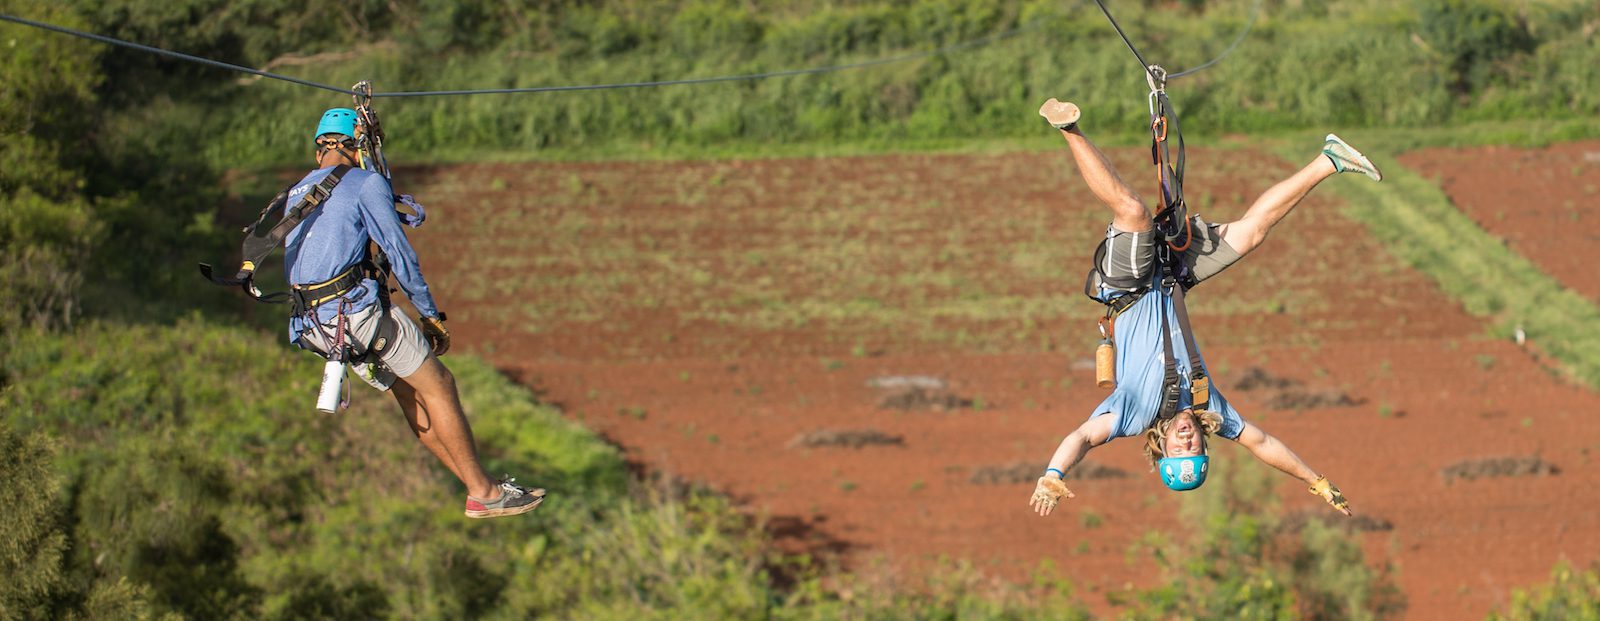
[1144,64,1168,96]
[352,80,374,111]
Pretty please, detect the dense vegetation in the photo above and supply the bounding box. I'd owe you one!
[3,0,1597,618]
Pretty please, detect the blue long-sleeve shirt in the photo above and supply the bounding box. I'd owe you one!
[282,165,439,342]
[1089,276,1246,441]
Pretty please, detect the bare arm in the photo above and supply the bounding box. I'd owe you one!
[1232,420,1318,483]
[1031,415,1116,517]
[1046,414,1115,475]
[1232,421,1352,515]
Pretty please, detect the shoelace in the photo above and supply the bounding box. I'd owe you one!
[498,477,526,498]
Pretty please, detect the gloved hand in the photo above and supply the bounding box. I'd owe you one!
[1308,476,1352,515]
[1029,476,1075,517]
[420,314,451,356]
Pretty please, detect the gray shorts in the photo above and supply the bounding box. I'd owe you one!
[1090,215,1242,294]
[297,304,432,385]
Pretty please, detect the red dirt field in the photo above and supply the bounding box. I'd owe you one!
[398,144,1600,620]
[1399,140,1600,304]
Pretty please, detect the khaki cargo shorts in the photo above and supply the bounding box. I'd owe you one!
[297,304,431,387]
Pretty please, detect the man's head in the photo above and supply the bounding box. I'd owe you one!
[313,108,360,167]
[1143,409,1223,491]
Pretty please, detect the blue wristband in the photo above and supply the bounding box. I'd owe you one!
[1045,468,1066,479]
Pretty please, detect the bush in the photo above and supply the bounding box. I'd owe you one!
[1490,563,1600,621]
[1117,445,1405,620]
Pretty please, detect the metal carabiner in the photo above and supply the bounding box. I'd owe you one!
[352,80,374,111]
[1144,64,1168,96]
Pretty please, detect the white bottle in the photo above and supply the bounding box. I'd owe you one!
[316,359,347,413]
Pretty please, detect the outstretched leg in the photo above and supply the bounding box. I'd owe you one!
[1217,134,1382,257]
[1042,99,1151,233]
[393,356,498,499]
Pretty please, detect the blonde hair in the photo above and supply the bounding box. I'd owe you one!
[1142,409,1223,471]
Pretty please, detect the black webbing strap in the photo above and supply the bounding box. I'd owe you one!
[1169,275,1209,411]
[199,164,353,302]
[1150,91,1191,250]
[290,264,363,315]
[1153,242,1208,418]
[1157,285,1183,419]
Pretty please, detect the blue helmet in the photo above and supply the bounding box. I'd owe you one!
[1158,455,1209,491]
[314,108,358,141]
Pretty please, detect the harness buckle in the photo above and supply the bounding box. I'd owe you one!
[1158,381,1181,419]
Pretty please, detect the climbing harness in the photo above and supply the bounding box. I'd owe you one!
[199,81,420,376]
[1082,3,1220,419]
[1082,64,1208,419]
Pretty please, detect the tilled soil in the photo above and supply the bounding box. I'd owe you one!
[396,145,1600,620]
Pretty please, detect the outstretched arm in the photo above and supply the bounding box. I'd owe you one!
[1030,414,1115,517]
[1233,421,1352,515]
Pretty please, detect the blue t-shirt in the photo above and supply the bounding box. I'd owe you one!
[1090,280,1245,441]
[282,166,439,342]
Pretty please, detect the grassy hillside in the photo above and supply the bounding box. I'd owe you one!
[16,0,1594,167]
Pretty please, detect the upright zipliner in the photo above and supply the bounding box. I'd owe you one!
[200,82,547,520]
[1028,45,1384,516]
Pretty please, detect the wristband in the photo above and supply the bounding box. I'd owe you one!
[1045,468,1066,479]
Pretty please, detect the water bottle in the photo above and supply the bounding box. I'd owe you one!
[1095,338,1116,389]
[316,359,347,413]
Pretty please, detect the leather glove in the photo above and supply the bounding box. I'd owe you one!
[1309,476,1352,515]
[420,313,451,356]
[1029,476,1075,516]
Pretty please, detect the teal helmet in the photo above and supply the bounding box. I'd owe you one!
[1158,455,1209,491]
[314,108,358,141]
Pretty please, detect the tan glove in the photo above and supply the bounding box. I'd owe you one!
[1029,476,1075,516]
[420,314,451,356]
[1309,476,1352,516]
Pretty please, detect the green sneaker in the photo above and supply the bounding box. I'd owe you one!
[1323,134,1382,181]
[465,477,546,519]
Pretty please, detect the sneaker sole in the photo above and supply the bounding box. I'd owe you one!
[1325,133,1383,181]
[465,494,545,519]
[1039,98,1081,130]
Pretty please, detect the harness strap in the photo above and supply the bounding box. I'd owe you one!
[1157,281,1183,419]
[1098,242,1208,418]
[199,164,354,303]
[1170,273,1209,411]
[290,264,363,314]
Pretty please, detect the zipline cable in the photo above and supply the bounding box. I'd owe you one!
[1169,0,1263,79]
[1087,0,1263,81]
[0,13,358,96]
[0,12,1034,99]
[1088,0,1156,82]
